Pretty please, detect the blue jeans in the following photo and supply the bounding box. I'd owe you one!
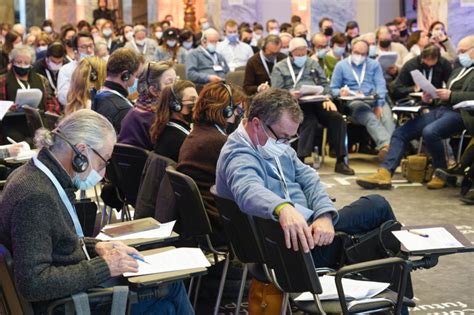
[381,106,465,173]
[312,194,395,268]
[347,101,395,149]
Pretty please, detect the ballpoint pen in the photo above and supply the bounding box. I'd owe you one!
[129,253,151,264]
[407,229,429,238]
[7,137,17,144]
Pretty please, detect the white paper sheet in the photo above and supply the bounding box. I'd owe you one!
[123,247,211,277]
[409,92,423,98]
[299,94,329,102]
[392,227,464,252]
[453,100,474,110]
[299,85,324,96]
[0,101,13,120]
[392,106,422,113]
[15,88,43,108]
[96,220,176,241]
[339,95,374,101]
[410,70,437,98]
[295,275,390,301]
[377,52,398,70]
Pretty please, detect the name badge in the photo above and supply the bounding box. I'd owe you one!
[213,65,224,72]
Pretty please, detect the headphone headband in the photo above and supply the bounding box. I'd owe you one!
[221,82,235,118]
[169,81,182,112]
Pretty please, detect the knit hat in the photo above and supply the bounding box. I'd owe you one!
[289,37,308,52]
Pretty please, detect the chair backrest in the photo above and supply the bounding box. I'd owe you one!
[0,245,34,315]
[22,105,44,137]
[254,217,323,295]
[225,71,245,88]
[175,63,187,80]
[107,144,150,207]
[165,167,213,237]
[43,112,61,130]
[211,187,266,264]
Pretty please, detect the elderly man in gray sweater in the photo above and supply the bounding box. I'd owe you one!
[185,28,229,85]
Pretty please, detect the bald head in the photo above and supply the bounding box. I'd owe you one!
[293,23,308,37]
[312,33,328,48]
[458,35,474,61]
[352,39,369,56]
[279,32,293,49]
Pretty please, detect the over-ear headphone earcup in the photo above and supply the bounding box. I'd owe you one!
[121,71,130,82]
[223,106,233,118]
[90,68,98,82]
[172,101,182,112]
[72,153,89,173]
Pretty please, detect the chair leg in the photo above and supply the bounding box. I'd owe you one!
[321,127,327,164]
[312,293,326,315]
[188,276,195,297]
[235,263,248,315]
[93,185,101,208]
[280,292,289,315]
[213,254,230,315]
[193,275,202,309]
[457,129,467,163]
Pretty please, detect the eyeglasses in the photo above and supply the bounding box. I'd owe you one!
[78,44,94,50]
[88,146,110,171]
[265,124,299,144]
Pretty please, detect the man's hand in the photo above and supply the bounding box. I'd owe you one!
[322,100,337,112]
[290,90,301,99]
[436,88,451,101]
[373,106,383,119]
[340,87,350,97]
[96,241,142,276]
[7,144,23,157]
[279,205,314,253]
[422,91,432,103]
[257,82,270,92]
[310,213,335,246]
[208,75,223,82]
[386,65,398,76]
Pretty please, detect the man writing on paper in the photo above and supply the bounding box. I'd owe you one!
[271,37,353,174]
[356,35,474,190]
[0,110,194,314]
[330,38,395,161]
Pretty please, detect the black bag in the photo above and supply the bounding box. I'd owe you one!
[338,220,414,298]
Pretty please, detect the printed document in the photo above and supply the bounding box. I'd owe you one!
[410,70,437,98]
[96,221,176,241]
[392,227,464,252]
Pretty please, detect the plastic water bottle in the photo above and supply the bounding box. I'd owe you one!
[312,146,321,170]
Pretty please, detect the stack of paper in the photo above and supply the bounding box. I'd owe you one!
[0,101,13,120]
[410,70,437,98]
[295,275,390,301]
[299,85,324,96]
[96,220,176,241]
[124,247,211,277]
[453,100,474,110]
[392,227,464,252]
[392,106,422,113]
[377,52,398,70]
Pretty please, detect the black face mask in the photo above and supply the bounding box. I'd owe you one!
[13,65,30,77]
[379,39,391,48]
[243,39,251,45]
[323,27,333,37]
[226,122,238,134]
[183,113,193,123]
[400,29,408,37]
[298,33,308,39]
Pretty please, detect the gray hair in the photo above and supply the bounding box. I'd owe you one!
[262,34,282,51]
[248,88,303,125]
[35,109,116,152]
[9,45,36,64]
[133,24,147,34]
[201,28,219,43]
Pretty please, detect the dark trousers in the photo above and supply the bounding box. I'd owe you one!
[297,103,347,159]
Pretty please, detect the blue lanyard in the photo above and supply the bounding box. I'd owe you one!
[33,156,84,238]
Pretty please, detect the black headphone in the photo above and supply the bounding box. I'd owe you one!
[221,82,235,118]
[120,70,131,82]
[169,82,182,112]
[84,58,98,82]
[52,130,89,173]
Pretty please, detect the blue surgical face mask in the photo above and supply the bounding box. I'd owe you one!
[128,77,138,95]
[317,48,329,59]
[183,41,193,49]
[206,43,216,53]
[369,45,377,57]
[227,33,239,43]
[333,46,345,57]
[167,40,177,47]
[459,52,473,68]
[293,55,307,68]
[201,22,210,30]
[79,52,94,60]
[72,150,103,190]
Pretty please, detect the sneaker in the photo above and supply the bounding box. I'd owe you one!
[356,168,392,189]
[426,175,446,189]
[335,162,355,175]
[377,145,389,162]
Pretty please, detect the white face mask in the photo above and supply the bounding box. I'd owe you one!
[255,123,289,159]
[125,31,134,42]
[351,54,366,66]
[155,31,163,39]
[47,59,63,71]
[135,39,145,46]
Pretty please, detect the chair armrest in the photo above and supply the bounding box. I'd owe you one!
[46,288,116,315]
[334,257,412,315]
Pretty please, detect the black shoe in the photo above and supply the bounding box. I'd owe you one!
[335,162,355,175]
[434,168,460,186]
[460,191,474,205]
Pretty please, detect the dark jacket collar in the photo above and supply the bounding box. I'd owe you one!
[104,80,128,97]
[36,148,76,200]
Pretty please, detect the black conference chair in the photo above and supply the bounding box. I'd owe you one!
[254,218,414,315]
[166,168,230,315]
[43,111,61,130]
[105,144,150,221]
[22,105,44,139]
[212,187,276,315]
[0,244,120,315]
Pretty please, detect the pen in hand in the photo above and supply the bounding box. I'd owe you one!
[129,253,151,264]
[407,229,429,238]
[7,137,17,144]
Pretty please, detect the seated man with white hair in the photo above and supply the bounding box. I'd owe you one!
[124,24,158,62]
[185,28,229,85]
[271,37,354,175]
[279,32,293,55]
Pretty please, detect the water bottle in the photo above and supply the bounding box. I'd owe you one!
[312,146,321,170]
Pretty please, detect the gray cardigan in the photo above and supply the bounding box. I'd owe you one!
[0,149,110,309]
